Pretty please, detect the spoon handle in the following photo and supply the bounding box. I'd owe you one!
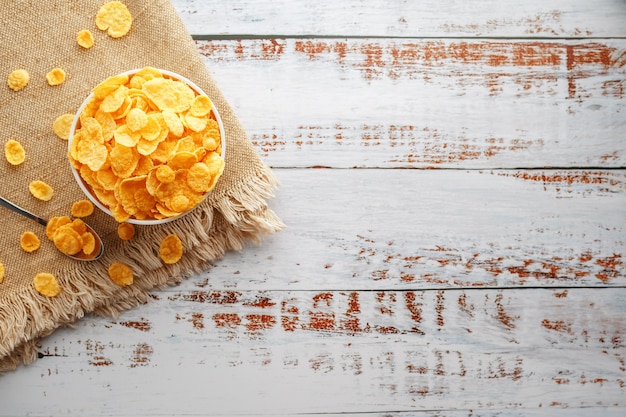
[0,196,48,227]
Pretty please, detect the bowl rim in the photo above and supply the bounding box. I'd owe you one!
[68,67,226,226]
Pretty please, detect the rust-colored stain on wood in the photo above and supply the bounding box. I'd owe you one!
[198,39,623,96]
[130,343,154,368]
[353,234,623,286]
[119,319,152,332]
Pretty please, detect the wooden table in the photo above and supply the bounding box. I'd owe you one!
[2,1,625,415]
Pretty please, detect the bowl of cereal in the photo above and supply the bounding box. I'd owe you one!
[68,67,225,225]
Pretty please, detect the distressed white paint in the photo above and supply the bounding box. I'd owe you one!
[1,1,625,416]
[197,38,626,168]
[1,286,624,415]
[172,0,626,38]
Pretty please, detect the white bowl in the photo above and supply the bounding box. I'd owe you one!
[68,68,225,225]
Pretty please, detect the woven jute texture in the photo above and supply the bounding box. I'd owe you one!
[0,0,283,372]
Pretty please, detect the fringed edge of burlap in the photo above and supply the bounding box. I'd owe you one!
[0,166,284,373]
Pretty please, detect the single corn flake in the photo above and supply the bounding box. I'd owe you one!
[7,69,29,91]
[20,231,41,253]
[29,180,54,201]
[71,199,95,218]
[81,232,96,255]
[96,1,133,39]
[46,68,66,86]
[125,107,148,132]
[92,73,129,99]
[108,262,133,286]
[53,113,75,140]
[142,77,194,113]
[0,262,4,284]
[4,139,26,165]
[190,95,212,117]
[34,272,61,297]
[53,224,84,255]
[117,222,135,240]
[76,29,95,49]
[187,162,212,193]
[160,234,183,264]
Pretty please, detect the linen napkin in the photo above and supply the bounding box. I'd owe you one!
[0,0,283,372]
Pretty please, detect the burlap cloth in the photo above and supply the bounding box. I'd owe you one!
[0,0,283,372]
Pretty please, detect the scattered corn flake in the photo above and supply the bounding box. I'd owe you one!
[29,180,54,201]
[46,68,66,86]
[76,29,95,49]
[53,113,75,140]
[96,1,133,39]
[7,69,29,91]
[71,199,95,217]
[34,272,61,297]
[20,231,41,253]
[69,67,224,222]
[108,262,133,286]
[159,234,183,264]
[4,139,26,165]
[0,262,4,283]
[117,222,135,240]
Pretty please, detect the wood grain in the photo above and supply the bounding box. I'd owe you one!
[201,169,626,290]
[172,0,626,38]
[197,38,626,168]
[2,285,624,415]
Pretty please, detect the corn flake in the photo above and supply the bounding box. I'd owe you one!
[117,222,135,240]
[0,262,4,284]
[5,139,26,165]
[46,216,97,257]
[77,29,95,48]
[53,224,83,255]
[142,78,194,113]
[96,1,133,39]
[160,234,183,264]
[81,232,96,255]
[71,199,95,217]
[29,180,54,201]
[7,69,29,91]
[53,113,75,140]
[190,95,212,117]
[34,272,61,297]
[108,262,133,286]
[46,215,72,240]
[46,68,66,86]
[20,231,41,253]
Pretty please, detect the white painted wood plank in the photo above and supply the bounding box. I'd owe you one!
[199,168,626,290]
[1,287,624,416]
[198,38,626,168]
[172,0,626,38]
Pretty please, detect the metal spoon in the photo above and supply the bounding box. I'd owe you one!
[0,195,104,261]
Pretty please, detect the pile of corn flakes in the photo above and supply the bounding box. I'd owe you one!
[69,67,224,223]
